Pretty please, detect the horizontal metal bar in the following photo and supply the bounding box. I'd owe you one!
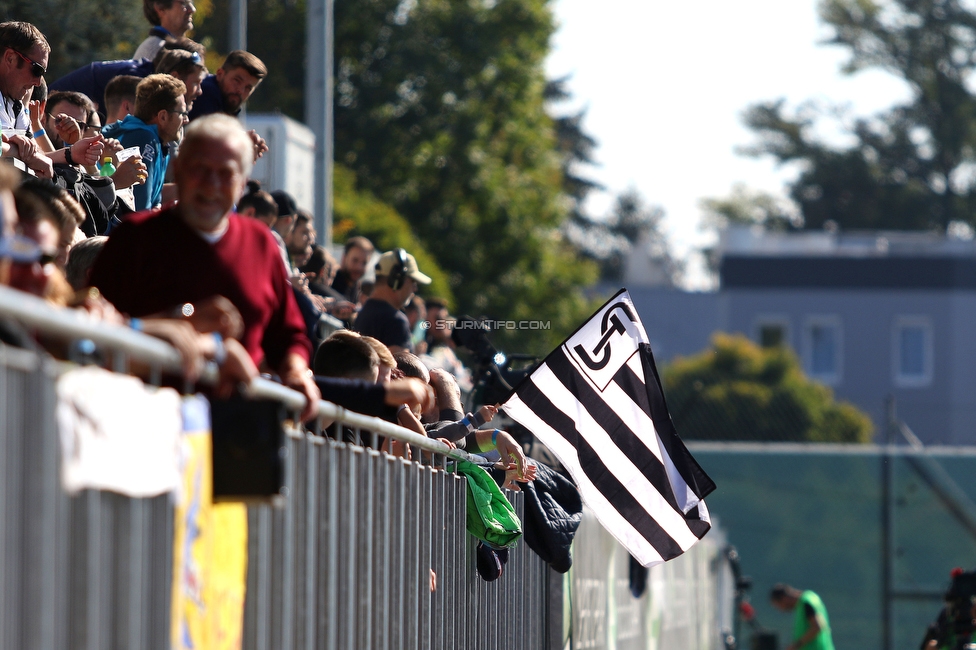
[890,588,944,600]
[0,286,490,465]
[0,286,184,370]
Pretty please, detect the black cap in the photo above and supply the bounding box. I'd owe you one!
[271,189,297,217]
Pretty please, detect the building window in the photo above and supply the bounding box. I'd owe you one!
[893,317,932,387]
[804,317,842,384]
[755,318,789,348]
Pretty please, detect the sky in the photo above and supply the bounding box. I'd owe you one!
[545,0,914,287]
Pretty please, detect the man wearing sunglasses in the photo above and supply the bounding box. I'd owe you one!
[0,21,54,178]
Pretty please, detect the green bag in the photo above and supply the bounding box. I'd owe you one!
[454,460,522,548]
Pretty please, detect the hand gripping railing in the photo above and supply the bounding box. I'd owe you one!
[0,285,490,465]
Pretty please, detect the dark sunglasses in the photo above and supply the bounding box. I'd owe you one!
[10,48,45,78]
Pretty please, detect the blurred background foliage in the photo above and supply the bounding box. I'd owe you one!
[663,333,874,443]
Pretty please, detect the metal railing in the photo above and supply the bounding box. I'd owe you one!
[244,428,551,650]
[0,285,732,650]
[0,286,552,650]
[0,286,488,465]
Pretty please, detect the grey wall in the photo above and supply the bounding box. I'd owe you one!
[723,289,976,445]
[628,287,976,445]
[626,288,721,363]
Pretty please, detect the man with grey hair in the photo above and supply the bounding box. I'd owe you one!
[90,114,321,420]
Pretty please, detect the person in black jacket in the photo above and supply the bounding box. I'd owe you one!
[520,461,582,573]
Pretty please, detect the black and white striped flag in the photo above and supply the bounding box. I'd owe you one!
[501,289,715,567]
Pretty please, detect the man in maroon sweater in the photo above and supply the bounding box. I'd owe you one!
[90,113,321,419]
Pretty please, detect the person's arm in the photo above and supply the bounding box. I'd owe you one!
[146,295,244,340]
[123,317,257,390]
[131,166,151,210]
[464,429,528,478]
[2,133,54,178]
[313,376,432,418]
[247,129,269,162]
[45,135,104,167]
[28,100,54,153]
[426,368,461,421]
[110,155,148,190]
[277,352,321,422]
[786,606,822,650]
[424,419,469,442]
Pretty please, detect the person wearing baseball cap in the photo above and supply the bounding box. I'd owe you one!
[352,248,430,354]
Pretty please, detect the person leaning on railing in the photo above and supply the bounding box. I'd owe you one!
[393,352,536,483]
[0,160,258,392]
[88,114,322,419]
[309,329,434,453]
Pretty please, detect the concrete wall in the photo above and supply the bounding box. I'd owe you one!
[625,287,976,445]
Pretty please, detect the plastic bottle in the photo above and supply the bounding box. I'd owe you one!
[99,156,116,177]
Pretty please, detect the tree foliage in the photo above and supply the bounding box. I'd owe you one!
[188,0,608,353]
[1,0,150,79]
[545,76,602,226]
[568,189,681,284]
[700,182,801,232]
[742,0,976,232]
[333,0,597,353]
[332,164,452,303]
[663,333,873,443]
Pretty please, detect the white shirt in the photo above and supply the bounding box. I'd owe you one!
[0,94,31,132]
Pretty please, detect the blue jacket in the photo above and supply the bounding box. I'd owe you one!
[187,74,238,121]
[50,59,154,111]
[102,115,169,211]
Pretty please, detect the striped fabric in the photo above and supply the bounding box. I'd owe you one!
[502,289,715,567]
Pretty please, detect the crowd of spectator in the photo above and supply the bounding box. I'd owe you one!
[0,13,533,489]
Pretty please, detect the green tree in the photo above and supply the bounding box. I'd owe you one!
[741,0,976,232]
[663,333,873,443]
[700,182,800,232]
[332,164,452,303]
[332,0,596,353]
[1,0,148,79]
[546,76,602,228]
[197,0,600,353]
[568,189,681,285]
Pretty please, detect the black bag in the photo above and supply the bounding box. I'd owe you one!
[52,164,114,236]
[209,394,287,501]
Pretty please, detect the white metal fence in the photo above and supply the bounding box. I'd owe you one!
[0,285,728,650]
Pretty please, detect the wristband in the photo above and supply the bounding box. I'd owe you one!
[63,146,73,165]
[211,332,227,365]
[129,317,143,331]
[492,429,499,445]
[32,128,44,138]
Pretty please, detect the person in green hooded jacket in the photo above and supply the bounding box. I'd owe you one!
[771,583,836,650]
